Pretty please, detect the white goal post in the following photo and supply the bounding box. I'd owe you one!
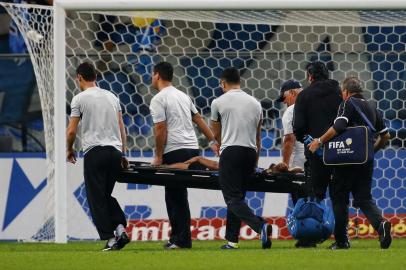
[54,0,406,11]
[50,0,406,243]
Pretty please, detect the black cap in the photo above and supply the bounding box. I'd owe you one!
[276,80,302,102]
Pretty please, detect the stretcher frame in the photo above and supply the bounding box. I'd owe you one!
[119,162,308,194]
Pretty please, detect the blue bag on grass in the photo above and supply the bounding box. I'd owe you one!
[287,198,334,243]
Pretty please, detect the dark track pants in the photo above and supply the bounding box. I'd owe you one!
[83,146,127,240]
[309,154,333,200]
[331,160,384,243]
[163,148,199,248]
[219,146,264,243]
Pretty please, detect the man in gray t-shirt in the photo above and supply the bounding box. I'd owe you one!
[210,68,272,250]
[66,62,129,251]
[149,62,218,249]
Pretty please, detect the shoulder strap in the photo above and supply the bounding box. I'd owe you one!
[348,98,376,132]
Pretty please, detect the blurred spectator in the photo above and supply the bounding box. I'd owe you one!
[0,0,52,151]
[0,6,10,53]
[94,16,166,142]
[7,1,53,56]
[95,15,164,53]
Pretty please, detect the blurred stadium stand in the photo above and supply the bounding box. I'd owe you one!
[0,11,405,152]
[0,4,44,151]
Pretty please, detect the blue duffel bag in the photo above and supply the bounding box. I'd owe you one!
[287,198,335,243]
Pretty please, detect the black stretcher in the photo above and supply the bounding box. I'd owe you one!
[118,161,309,194]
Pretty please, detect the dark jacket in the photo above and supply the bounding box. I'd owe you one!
[293,79,342,143]
[333,94,388,135]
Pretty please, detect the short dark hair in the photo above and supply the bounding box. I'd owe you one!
[153,62,174,82]
[342,76,363,93]
[76,62,97,81]
[307,61,329,81]
[220,68,240,84]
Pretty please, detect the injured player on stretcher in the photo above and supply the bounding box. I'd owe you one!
[160,156,304,174]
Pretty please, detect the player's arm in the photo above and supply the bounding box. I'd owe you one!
[198,157,219,170]
[192,113,215,142]
[190,97,219,154]
[194,114,219,154]
[118,112,127,153]
[309,101,350,153]
[210,121,221,147]
[256,118,262,166]
[66,116,80,164]
[185,156,219,170]
[150,97,167,166]
[281,107,295,167]
[67,96,81,164]
[209,99,221,155]
[332,101,352,134]
[282,134,295,166]
[166,162,189,170]
[308,126,337,153]
[293,92,307,143]
[374,108,390,152]
[374,132,390,151]
[117,111,129,168]
[153,121,167,165]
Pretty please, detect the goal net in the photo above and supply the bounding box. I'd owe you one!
[1,1,405,242]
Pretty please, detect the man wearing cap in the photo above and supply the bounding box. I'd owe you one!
[276,80,305,174]
[276,80,309,249]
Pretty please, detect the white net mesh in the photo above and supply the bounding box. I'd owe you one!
[2,3,405,241]
[1,3,55,241]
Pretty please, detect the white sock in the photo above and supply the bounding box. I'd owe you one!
[115,224,126,236]
[107,237,116,247]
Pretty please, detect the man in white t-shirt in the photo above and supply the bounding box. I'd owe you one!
[277,80,310,248]
[276,80,305,172]
[149,61,218,249]
[211,68,272,250]
[66,62,129,251]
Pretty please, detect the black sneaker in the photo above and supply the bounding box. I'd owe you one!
[260,223,272,249]
[102,241,119,251]
[163,241,181,249]
[163,241,192,249]
[378,221,392,249]
[220,243,239,249]
[116,231,130,250]
[295,240,317,248]
[328,241,350,250]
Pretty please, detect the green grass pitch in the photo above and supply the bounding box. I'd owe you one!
[1,239,405,270]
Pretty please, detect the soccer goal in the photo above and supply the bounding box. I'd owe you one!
[1,0,405,243]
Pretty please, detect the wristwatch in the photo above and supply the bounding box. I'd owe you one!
[208,140,218,147]
[316,138,323,146]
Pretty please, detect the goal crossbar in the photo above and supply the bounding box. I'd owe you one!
[55,0,406,11]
